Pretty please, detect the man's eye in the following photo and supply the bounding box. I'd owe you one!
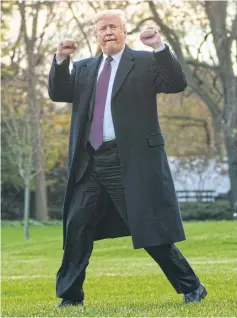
[111,26,117,29]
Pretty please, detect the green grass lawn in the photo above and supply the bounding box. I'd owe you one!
[1,221,237,317]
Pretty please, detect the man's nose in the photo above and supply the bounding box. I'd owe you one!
[105,27,113,34]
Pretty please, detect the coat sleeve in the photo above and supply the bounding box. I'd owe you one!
[48,55,76,103]
[152,45,187,94]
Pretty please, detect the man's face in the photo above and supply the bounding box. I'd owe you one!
[95,15,126,55]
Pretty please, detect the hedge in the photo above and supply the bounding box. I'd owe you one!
[179,201,233,220]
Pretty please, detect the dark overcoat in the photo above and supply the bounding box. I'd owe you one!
[48,44,187,249]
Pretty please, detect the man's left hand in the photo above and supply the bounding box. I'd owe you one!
[140,28,164,50]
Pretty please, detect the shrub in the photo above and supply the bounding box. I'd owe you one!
[179,201,233,220]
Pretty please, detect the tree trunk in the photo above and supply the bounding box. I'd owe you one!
[24,180,30,240]
[223,77,237,211]
[212,116,224,158]
[225,133,237,211]
[27,63,48,221]
[35,170,48,220]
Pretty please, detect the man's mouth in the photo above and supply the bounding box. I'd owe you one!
[105,39,116,42]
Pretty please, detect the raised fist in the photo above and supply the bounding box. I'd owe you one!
[56,38,77,61]
[140,28,164,49]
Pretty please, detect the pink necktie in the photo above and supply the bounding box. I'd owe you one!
[89,56,113,150]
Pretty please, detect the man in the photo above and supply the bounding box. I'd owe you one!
[48,9,207,307]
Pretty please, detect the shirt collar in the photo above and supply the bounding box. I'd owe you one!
[102,46,125,64]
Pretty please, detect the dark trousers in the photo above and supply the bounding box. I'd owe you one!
[56,141,200,301]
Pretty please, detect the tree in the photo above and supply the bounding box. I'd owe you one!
[205,1,237,211]
[17,1,50,221]
[2,0,75,220]
[145,0,237,210]
[1,0,80,220]
[2,106,42,239]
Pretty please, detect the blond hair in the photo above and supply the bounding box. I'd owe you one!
[93,9,127,32]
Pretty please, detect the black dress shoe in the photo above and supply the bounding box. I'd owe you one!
[56,299,84,307]
[184,284,208,303]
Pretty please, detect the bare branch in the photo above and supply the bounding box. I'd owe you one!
[18,2,29,48]
[230,10,237,41]
[196,32,212,61]
[186,59,219,72]
[148,1,182,57]
[68,2,93,56]
[31,2,41,44]
[36,4,56,54]
[127,17,155,35]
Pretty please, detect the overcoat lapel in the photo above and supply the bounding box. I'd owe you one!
[112,45,135,99]
[79,54,102,112]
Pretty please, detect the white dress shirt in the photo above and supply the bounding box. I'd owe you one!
[98,47,125,141]
[56,43,166,142]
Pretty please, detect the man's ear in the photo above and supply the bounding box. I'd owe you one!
[124,28,127,38]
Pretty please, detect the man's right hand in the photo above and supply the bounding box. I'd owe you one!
[56,38,77,61]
